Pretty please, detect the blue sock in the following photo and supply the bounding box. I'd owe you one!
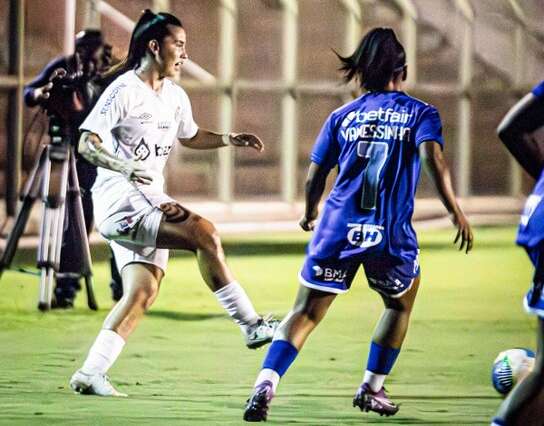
[491,418,505,426]
[366,342,400,374]
[262,340,299,377]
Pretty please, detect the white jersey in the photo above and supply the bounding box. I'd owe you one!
[80,70,198,224]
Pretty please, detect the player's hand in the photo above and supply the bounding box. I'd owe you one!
[159,202,189,223]
[299,215,317,232]
[452,212,473,253]
[119,159,153,185]
[228,133,264,152]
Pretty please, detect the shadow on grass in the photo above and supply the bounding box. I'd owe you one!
[147,310,225,322]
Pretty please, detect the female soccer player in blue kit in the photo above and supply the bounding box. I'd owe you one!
[244,27,473,422]
[492,82,544,425]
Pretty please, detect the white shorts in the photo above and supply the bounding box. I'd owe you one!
[94,188,175,274]
[109,240,169,275]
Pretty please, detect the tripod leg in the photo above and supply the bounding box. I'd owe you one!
[68,150,98,310]
[37,196,56,311]
[0,146,48,278]
[37,146,70,311]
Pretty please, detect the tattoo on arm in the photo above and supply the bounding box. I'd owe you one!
[78,131,128,173]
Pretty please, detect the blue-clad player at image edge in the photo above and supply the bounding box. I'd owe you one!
[244,27,474,422]
[492,81,544,426]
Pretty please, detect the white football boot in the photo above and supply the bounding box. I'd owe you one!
[70,369,127,397]
[245,315,280,349]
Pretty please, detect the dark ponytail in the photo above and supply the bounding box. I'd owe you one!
[101,9,183,84]
[336,27,406,91]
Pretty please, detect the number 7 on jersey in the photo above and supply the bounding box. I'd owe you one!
[357,141,389,210]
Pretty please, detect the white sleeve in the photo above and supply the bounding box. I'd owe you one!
[176,91,199,139]
[79,81,129,146]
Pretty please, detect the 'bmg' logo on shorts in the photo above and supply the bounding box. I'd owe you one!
[312,265,347,283]
[347,223,384,248]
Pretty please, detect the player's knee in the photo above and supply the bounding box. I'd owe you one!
[384,294,414,313]
[196,222,224,256]
[132,282,158,309]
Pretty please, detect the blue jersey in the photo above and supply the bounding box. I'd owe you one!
[517,80,544,249]
[308,91,443,263]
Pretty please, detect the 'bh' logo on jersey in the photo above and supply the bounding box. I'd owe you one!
[347,223,384,248]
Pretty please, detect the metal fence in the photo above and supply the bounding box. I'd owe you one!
[1,0,543,219]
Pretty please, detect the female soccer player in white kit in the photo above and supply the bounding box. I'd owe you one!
[69,10,278,397]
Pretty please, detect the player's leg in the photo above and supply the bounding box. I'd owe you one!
[493,248,544,425]
[70,262,163,397]
[244,285,337,422]
[354,259,421,416]
[156,203,277,348]
[492,318,544,426]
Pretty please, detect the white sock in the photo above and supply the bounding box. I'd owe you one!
[214,282,259,331]
[363,370,387,392]
[81,329,125,375]
[255,368,280,393]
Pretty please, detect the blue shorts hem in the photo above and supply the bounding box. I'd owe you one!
[298,272,348,294]
[370,277,417,299]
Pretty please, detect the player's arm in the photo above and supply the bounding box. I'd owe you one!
[497,93,544,179]
[78,131,152,184]
[420,141,473,253]
[300,162,330,231]
[178,129,264,152]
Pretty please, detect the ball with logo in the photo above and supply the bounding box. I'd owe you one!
[491,348,535,395]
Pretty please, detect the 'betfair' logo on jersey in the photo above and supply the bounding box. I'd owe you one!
[134,138,151,161]
[347,223,384,248]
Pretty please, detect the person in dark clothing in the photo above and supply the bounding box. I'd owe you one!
[24,29,123,307]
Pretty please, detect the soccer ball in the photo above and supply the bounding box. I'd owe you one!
[491,348,535,395]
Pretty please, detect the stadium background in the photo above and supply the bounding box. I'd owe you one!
[0,0,543,230]
[0,1,543,425]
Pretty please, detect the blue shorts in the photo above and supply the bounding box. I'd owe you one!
[299,252,420,298]
[523,243,544,318]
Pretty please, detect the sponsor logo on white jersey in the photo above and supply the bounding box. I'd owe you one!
[134,138,151,160]
[129,112,153,124]
[155,144,173,157]
[157,121,171,130]
[312,265,347,283]
[347,223,384,248]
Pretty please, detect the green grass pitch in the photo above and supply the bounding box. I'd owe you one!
[0,227,536,425]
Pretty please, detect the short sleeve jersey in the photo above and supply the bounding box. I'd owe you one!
[517,80,544,249]
[80,70,198,219]
[308,91,443,263]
